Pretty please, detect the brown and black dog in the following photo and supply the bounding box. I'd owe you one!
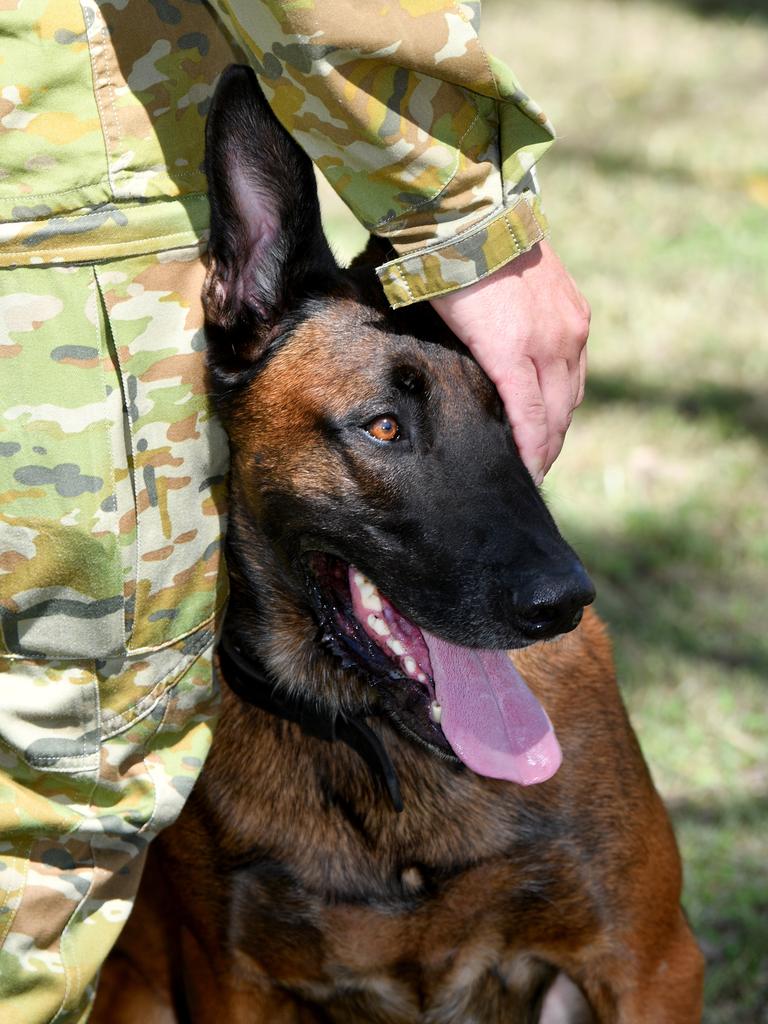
[93,66,703,1023]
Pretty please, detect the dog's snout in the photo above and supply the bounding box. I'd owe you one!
[515,563,596,641]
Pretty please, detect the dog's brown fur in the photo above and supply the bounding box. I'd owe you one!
[93,67,703,1023]
[95,612,702,1023]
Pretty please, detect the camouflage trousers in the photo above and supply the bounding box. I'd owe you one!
[0,248,228,1022]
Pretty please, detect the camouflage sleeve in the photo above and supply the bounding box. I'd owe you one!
[212,0,555,307]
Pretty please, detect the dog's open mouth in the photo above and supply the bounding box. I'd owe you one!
[307,554,561,786]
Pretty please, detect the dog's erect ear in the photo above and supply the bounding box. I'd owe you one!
[203,65,337,362]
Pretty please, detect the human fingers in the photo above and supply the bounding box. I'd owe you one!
[495,356,549,486]
[576,345,587,407]
[429,243,590,481]
[538,356,574,478]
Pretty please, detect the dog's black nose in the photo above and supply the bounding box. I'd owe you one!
[515,564,595,641]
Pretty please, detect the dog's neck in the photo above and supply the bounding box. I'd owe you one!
[221,497,410,811]
[217,624,404,811]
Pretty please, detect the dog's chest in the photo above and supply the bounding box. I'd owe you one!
[227,845,557,1023]
[205,718,582,1019]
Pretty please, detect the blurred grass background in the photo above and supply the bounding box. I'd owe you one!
[316,1,768,1019]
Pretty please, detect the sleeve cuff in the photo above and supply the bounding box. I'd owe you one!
[375,192,548,309]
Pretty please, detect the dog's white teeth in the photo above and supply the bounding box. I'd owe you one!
[355,571,384,612]
[387,638,406,656]
[361,590,383,613]
[367,613,390,637]
[353,568,432,687]
[429,701,442,724]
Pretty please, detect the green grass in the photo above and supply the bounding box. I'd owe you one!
[318,1,768,1018]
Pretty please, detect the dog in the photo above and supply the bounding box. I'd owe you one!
[92,66,704,1023]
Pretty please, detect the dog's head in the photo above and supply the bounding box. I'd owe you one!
[204,66,594,786]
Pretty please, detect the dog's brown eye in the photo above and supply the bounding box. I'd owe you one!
[366,416,400,443]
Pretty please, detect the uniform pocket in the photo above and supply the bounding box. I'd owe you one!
[94,250,228,653]
[0,265,127,659]
[0,251,228,663]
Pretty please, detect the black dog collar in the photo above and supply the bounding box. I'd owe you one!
[217,631,404,813]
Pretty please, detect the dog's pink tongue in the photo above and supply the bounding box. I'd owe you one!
[423,632,561,786]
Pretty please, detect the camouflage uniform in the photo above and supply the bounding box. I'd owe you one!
[0,2,554,1020]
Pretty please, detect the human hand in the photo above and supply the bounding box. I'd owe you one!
[429,239,590,485]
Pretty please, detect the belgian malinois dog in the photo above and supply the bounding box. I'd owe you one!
[94,67,703,1023]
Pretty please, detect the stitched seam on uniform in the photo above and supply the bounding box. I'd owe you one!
[136,690,174,839]
[371,100,481,231]
[111,167,203,186]
[395,266,415,304]
[93,643,104,777]
[79,667,90,762]
[96,2,122,197]
[50,657,102,1024]
[94,267,126,648]
[0,845,33,952]
[134,634,216,843]
[0,231,208,268]
[0,731,96,764]
[51,850,88,1023]
[502,214,523,256]
[4,210,204,239]
[98,268,142,648]
[125,602,224,656]
[478,48,501,103]
[0,191,209,219]
[79,0,116,198]
[473,28,554,139]
[94,269,136,647]
[465,1,502,104]
[100,682,169,741]
[100,627,214,739]
[99,634,212,742]
[13,748,97,765]
[0,177,112,203]
[51,804,101,1021]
